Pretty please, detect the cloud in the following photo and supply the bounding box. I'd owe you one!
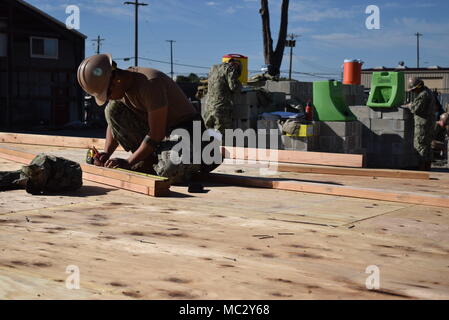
[225,7,236,14]
[206,1,218,6]
[290,0,357,22]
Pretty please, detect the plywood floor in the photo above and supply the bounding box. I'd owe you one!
[0,143,448,300]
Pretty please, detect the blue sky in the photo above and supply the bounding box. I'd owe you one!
[26,0,449,81]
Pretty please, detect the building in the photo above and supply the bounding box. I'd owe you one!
[0,0,86,129]
[362,66,449,92]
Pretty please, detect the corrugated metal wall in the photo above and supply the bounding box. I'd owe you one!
[362,70,449,94]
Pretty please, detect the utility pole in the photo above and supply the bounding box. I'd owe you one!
[415,32,422,68]
[124,0,148,66]
[285,33,298,80]
[91,35,105,54]
[166,40,175,79]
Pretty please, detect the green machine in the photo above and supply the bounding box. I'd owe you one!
[312,80,356,121]
[367,72,405,108]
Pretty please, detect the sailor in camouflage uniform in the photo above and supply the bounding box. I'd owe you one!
[404,78,436,171]
[203,59,242,137]
[77,54,216,185]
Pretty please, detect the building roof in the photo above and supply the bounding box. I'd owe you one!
[363,66,449,72]
[14,0,87,39]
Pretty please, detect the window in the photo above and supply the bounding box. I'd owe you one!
[30,37,58,59]
[0,33,6,57]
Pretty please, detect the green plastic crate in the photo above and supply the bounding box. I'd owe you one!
[312,81,356,121]
[367,72,405,108]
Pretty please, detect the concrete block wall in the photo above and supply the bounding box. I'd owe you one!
[349,105,418,169]
[342,85,367,106]
[315,121,362,154]
[281,136,318,151]
[257,119,319,151]
[265,80,366,108]
[202,91,285,132]
[264,80,313,104]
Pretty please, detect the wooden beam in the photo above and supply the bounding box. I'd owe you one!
[272,163,430,180]
[1,133,365,168]
[222,146,365,168]
[0,132,124,151]
[0,146,170,197]
[203,173,449,208]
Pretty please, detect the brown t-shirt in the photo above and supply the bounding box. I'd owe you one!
[121,67,197,132]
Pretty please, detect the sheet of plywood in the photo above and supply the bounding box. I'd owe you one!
[0,179,448,300]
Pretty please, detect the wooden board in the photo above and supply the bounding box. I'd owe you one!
[273,163,430,180]
[0,132,124,151]
[0,133,365,168]
[223,146,365,168]
[0,146,170,197]
[202,173,449,208]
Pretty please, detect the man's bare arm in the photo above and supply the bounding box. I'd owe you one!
[126,105,168,166]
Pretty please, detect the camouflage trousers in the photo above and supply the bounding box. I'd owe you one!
[203,103,233,136]
[0,154,83,194]
[414,124,432,162]
[105,100,213,184]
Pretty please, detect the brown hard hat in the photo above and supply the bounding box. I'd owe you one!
[407,77,424,92]
[77,54,113,105]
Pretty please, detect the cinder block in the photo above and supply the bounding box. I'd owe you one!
[349,106,370,119]
[369,108,383,119]
[380,107,412,120]
[318,121,360,137]
[233,104,258,120]
[258,132,283,149]
[370,119,406,133]
[257,119,282,132]
[282,135,316,151]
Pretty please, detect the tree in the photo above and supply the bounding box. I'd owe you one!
[176,73,200,83]
[260,0,289,77]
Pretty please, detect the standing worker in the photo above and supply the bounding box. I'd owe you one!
[432,113,449,160]
[404,77,436,171]
[203,59,242,139]
[77,53,216,184]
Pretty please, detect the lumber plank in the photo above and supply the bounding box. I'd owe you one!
[82,172,151,195]
[222,146,365,168]
[0,146,170,197]
[0,132,125,151]
[203,173,449,208]
[272,163,430,180]
[1,133,366,168]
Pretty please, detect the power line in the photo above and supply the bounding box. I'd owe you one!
[124,0,148,67]
[415,32,423,68]
[91,35,105,54]
[166,40,176,79]
[285,33,299,80]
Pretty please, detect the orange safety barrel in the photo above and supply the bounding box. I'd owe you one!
[222,54,248,84]
[343,59,364,85]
